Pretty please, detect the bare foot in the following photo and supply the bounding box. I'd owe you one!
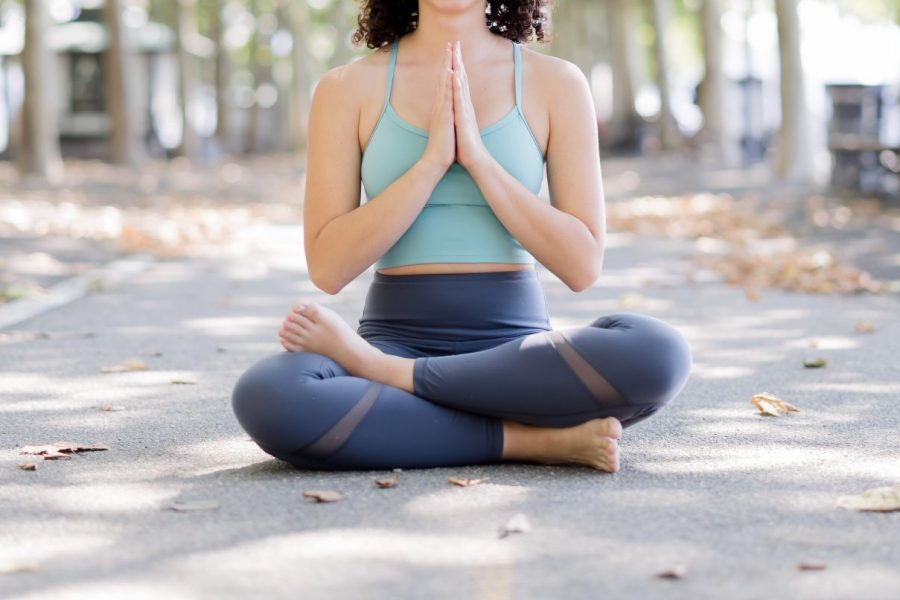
[504,416,623,473]
[279,298,382,376]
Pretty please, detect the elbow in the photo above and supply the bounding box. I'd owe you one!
[568,248,605,293]
[307,263,342,296]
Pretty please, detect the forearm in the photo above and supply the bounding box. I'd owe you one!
[467,159,603,291]
[308,159,446,294]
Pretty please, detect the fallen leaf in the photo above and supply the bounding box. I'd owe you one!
[303,490,342,503]
[100,358,148,373]
[18,463,37,471]
[170,376,198,384]
[97,404,126,411]
[19,441,109,458]
[448,477,489,487]
[498,513,531,539]
[750,392,799,416]
[0,561,39,575]
[807,339,820,348]
[744,287,761,302]
[803,357,827,368]
[836,485,900,512]
[657,565,687,579]
[167,500,220,512]
[798,562,827,571]
[855,321,875,334]
[374,475,400,488]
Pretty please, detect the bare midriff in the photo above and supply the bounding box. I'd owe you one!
[376,262,534,275]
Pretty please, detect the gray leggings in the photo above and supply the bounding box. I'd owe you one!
[231,270,692,470]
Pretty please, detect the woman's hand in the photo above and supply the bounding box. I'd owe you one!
[420,42,456,173]
[451,41,490,171]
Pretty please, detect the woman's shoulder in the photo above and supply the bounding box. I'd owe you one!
[519,45,592,112]
[520,45,588,90]
[315,45,393,101]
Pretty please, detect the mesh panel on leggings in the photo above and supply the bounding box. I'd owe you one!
[545,329,624,408]
[293,381,383,459]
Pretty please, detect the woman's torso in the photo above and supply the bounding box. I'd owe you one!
[356,34,550,276]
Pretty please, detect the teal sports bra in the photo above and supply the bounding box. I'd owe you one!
[360,36,545,270]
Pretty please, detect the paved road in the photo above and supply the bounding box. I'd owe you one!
[2,222,899,599]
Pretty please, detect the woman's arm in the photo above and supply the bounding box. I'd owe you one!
[463,59,606,293]
[303,54,455,295]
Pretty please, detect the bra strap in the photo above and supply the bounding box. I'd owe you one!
[383,39,398,114]
[513,41,523,112]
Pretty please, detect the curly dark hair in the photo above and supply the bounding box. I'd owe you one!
[351,0,553,49]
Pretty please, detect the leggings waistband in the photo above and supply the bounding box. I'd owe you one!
[358,268,551,344]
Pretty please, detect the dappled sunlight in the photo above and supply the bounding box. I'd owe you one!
[783,336,861,350]
[790,382,900,394]
[182,315,279,336]
[689,363,756,379]
[0,526,115,570]
[175,528,526,568]
[403,484,531,518]
[14,579,196,600]
[165,435,264,477]
[0,481,179,514]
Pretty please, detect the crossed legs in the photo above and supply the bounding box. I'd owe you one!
[233,298,692,472]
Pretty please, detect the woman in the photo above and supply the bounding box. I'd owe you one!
[231,0,692,473]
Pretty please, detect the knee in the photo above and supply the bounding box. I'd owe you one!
[605,312,693,408]
[231,352,325,450]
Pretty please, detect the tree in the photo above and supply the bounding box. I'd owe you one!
[19,0,63,181]
[286,0,313,153]
[176,0,198,157]
[103,0,144,166]
[648,0,682,150]
[773,0,813,181]
[606,0,642,150]
[212,0,232,152]
[696,0,727,150]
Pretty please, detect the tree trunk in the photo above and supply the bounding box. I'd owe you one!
[103,0,144,166]
[19,0,62,181]
[606,0,642,149]
[696,0,727,148]
[176,0,198,157]
[773,0,813,181]
[212,0,232,151]
[287,0,313,154]
[648,0,681,150]
[328,0,353,69]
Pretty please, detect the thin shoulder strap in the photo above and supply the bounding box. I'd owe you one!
[513,40,523,112]
[382,39,399,114]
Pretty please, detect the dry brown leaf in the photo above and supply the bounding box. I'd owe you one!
[855,321,875,334]
[448,477,489,487]
[744,287,761,302]
[303,490,342,503]
[498,513,531,539]
[803,357,827,369]
[657,565,687,579]
[19,442,109,457]
[750,392,799,416]
[97,404,126,411]
[167,500,220,512]
[18,463,37,471]
[798,562,827,571]
[100,358,148,373]
[836,485,900,512]
[170,376,198,385]
[374,475,400,489]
